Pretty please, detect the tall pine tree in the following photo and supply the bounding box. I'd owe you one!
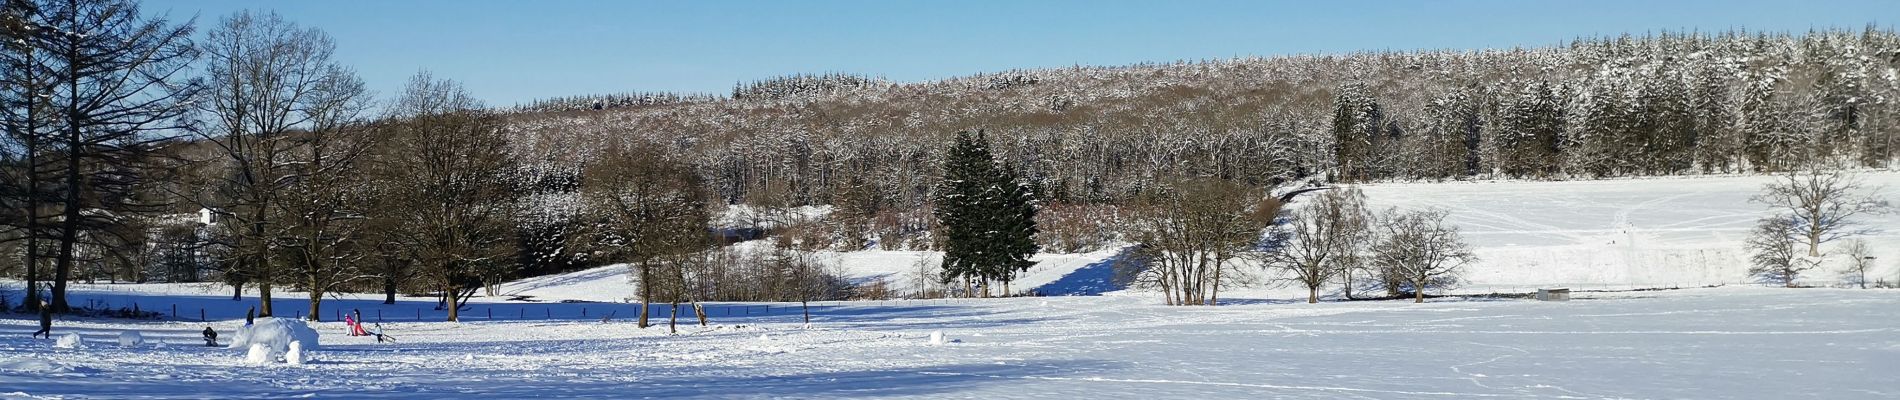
[933,131,1039,297]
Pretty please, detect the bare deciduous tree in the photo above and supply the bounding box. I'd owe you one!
[1838,239,1874,289]
[579,143,711,328]
[1124,178,1276,306]
[1368,208,1474,303]
[1271,186,1371,303]
[193,10,370,319]
[1751,168,1891,257]
[372,72,516,322]
[1746,215,1805,287]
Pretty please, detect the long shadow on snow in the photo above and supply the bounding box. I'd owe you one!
[0,357,1122,399]
[499,265,627,298]
[1032,246,1135,296]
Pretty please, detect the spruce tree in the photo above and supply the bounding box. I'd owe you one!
[933,130,1040,297]
[934,131,992,295]
[990,166,1040,295]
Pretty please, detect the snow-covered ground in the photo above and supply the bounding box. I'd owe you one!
[3,286,1897,398]
[507,171,1900,301]
[5,172,1899,398]
[1359,172,1900,290]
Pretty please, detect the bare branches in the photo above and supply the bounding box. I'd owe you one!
[1123,177,1275,306]
[1269,186,1370,303]
[1751,168,1892,257]
[1368,208,1474,303]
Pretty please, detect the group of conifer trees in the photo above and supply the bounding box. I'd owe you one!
[932,131,1040,297]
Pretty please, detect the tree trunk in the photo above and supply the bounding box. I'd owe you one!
[637,262,651,328]
[445,284,461,321]
[668,302,679,334]
[1309,286,1319,304]
[50,204,75,313]
[692,302,708,326]
[307,290,323,321]
[23,226,39,311]
[258,280,275,316]
[1209,256,1224,306]
[1341,268,1356,300]
[1414,279,1425,303]
[801,300,810,324]
[383,275,397,304]
[232,281,244,301]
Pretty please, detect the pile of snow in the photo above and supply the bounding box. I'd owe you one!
[54,333,82,349]
[245,344,270,365]
[0,357,93,375]
[928,331,945,346]
[229,317,320,363]
[117,331,143,347]
[286,341,306,365]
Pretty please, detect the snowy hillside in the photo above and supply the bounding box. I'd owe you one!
[498,171,1900,303]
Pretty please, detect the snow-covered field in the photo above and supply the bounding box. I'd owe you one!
[5,172,1900,398]
[1359,172,1900,290]
[3,286,1897,398]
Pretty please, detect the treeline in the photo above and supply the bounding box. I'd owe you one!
[510,28,1900,253]
[0,2,714,324]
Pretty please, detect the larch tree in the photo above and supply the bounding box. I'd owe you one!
[0,0,57,311]
[39,0,198,312]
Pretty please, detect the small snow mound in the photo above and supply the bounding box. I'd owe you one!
[54,333,82,348]
[758,334,770,341]
[0,357,88,374]
[119,331,144,347]
[229,317,321,363]
[245,344,270,365]
[929,331,946,345]
[286,341,305,365]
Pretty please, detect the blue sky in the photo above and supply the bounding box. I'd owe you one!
[143,0,1897,107]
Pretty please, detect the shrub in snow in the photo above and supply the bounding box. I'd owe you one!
[118,331,144,347]
[54,333,82,349]
[229,317,321,363]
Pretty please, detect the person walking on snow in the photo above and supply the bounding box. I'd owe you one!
[202,326,218,346]
[245,307,255,327]
[350,309,369,336]
[344,313,359,336]
[31,301,52,339]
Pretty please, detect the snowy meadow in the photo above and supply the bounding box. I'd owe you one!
[3,287,1897,399]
